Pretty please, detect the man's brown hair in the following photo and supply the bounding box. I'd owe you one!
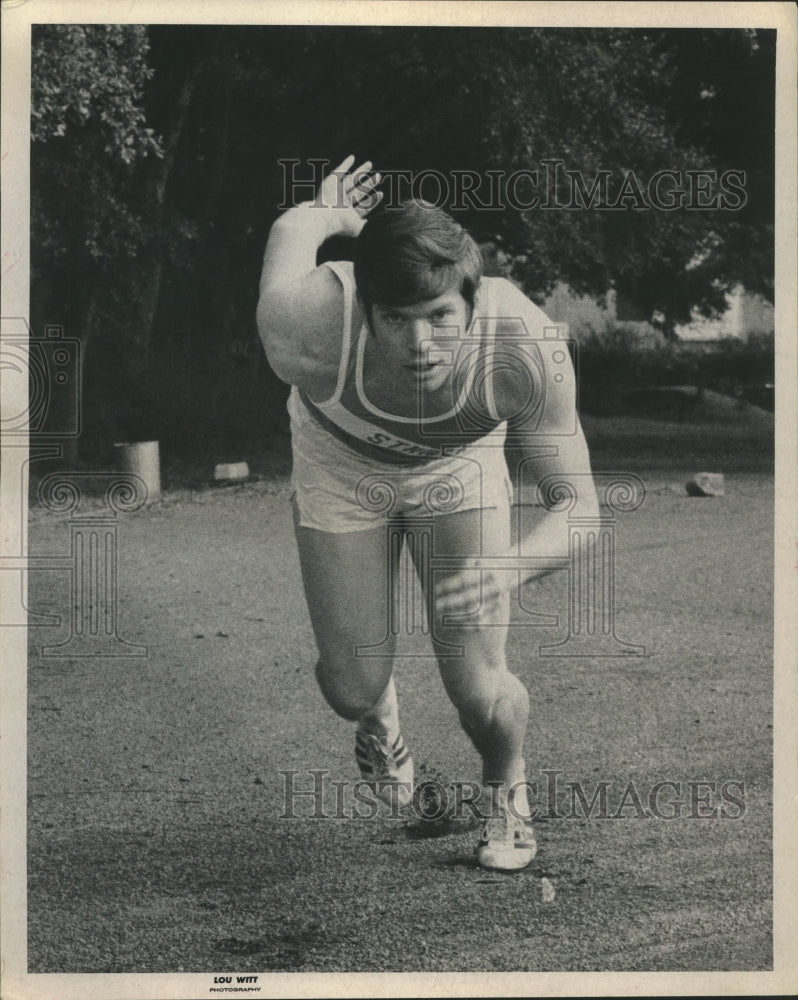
[353,200,483,317]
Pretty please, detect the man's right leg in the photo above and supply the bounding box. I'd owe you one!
[291,502,412,802]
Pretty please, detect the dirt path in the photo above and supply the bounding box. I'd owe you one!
[26,472,773,972]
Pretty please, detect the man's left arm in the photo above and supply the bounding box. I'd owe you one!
[435,279,599,615]
[506,331,600,569]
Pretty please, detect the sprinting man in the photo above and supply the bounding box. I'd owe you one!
[257,156,598,870]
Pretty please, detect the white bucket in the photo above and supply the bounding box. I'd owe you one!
[214,461,249,482]
[113,440,161,502]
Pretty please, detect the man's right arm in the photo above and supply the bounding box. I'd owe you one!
[256,206,345,389]
[256,156,381,390]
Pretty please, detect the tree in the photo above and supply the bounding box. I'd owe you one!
[31,25,161,312]
[31,25,162,457]
[31,25,775,462]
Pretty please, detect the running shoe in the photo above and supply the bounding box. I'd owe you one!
[476,807,537,871]
[355,730,414,807]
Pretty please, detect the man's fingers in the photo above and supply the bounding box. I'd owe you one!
[352,177,381,202]
[435,584,481,610]
[350,159,372,180]
[353,169,380,191]
[350,175,380,204]
[435,584,478,603]
[434,567,507,615]
[435,571,481,597]
[331,153,356,175]
[341,160,371,185]
[343,165,375,198]
[353,189,383,216]
[437,592,501,618]
[436,583,479,601]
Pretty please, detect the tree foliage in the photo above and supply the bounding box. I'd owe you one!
[31,23,161,336]
[31,24,161,159]
[30,24,775,455]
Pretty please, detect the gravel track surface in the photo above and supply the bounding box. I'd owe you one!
[26,458,774,973]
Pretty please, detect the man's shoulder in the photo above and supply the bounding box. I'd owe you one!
[486,278,577,424]
[325,259,355,282]
[315,260,359,328]
[258,261,348,391]
[309,259,351,304]
[488,277,555,339]
[282,262,347,352]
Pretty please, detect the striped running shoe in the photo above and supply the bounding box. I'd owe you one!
[476,808,537,871]
[355,730,414,807]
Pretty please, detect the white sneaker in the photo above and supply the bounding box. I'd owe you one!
[355,731,414,807]
[476,807,537,871]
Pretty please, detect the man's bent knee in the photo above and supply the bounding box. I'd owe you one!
[315,660,387,721]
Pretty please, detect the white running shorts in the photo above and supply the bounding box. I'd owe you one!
[288,388,513,533]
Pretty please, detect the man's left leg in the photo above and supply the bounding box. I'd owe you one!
[410,503,536,869]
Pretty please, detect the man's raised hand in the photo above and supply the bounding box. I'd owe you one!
[312,155,383,237]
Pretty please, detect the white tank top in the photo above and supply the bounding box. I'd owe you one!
[296,261,506,465]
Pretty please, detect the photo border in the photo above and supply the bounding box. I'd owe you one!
[2,2,796,998]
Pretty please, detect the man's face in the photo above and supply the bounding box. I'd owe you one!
[368,288,471,392]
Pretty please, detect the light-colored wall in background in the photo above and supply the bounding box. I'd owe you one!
[540,282,774,341]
